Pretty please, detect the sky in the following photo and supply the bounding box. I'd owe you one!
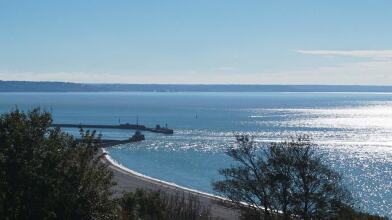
[1,0,392,85]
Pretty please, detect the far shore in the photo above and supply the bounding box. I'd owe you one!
[99,148,239,220]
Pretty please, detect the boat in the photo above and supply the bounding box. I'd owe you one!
[149,124,174,134]
[129,130,145,142]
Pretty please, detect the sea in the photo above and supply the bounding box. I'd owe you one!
[0,92,391,217]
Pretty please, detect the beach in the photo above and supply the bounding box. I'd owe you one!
[100,148,239,220]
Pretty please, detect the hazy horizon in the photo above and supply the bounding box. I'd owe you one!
[5,80,392,86]
[4,80,392,93]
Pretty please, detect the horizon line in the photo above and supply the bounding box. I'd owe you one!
[2,80,392,87]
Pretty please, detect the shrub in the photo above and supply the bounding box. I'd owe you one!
[119,189,218,220]
[0,109,117,219]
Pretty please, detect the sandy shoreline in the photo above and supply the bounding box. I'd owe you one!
[100,148,239,220]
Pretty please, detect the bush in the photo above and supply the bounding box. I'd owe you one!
[119,189,218,220]
[0,109,117,219]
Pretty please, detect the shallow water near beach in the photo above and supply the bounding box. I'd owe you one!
[0,92,391,217]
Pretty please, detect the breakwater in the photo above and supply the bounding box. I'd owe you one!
[51,123,174,134]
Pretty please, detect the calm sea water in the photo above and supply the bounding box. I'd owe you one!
[0,92,391,217]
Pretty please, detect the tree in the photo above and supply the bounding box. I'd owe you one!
[213,135,353,220]
[0,109,117,219]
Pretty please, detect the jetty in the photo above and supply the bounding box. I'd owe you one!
[53,122,172,147]
[51,123,174,134]
[99,139,136,148]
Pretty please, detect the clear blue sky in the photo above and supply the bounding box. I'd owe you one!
[1,0,392,84]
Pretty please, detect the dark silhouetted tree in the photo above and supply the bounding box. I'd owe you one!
[0,109,117,219]
[213,135,354,220]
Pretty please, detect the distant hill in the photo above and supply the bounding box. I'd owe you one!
[1,80,392,92]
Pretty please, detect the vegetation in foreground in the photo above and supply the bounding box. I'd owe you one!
[0,109,217,219]
[0,109,388,219]
[0,108,116,219]
[213,135,388,220]
[119,189,218,220]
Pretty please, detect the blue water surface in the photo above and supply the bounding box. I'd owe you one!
[0,92,391,217]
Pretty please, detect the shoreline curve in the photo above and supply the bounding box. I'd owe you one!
[100,148,239,220]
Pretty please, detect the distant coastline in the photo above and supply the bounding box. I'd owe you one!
[2,80,392,93]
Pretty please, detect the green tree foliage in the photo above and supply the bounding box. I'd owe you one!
[119,189,218,220]
[0,109,117,219]
[213,135,386,220]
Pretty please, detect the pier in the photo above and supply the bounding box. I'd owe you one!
[100,139,137,148]
[51,123,174,134]
[56,122,172,147]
